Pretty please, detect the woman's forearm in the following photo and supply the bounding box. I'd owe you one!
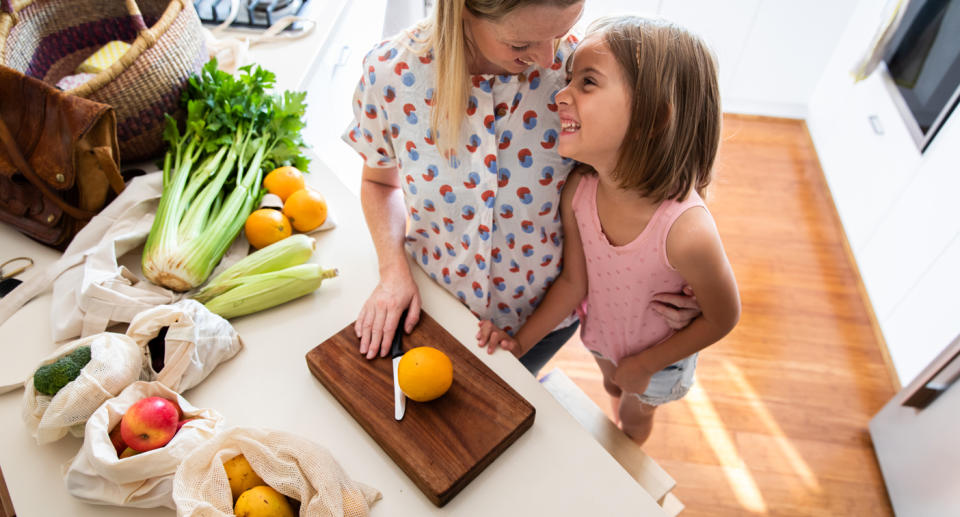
[359,166,410,277]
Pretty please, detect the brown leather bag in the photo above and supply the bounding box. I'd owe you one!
[0,65,125,249]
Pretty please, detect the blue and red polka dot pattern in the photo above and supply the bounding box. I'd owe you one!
[343,29,580,333]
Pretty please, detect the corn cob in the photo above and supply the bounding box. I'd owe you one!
[193,234,315,303]
[202,264,338,319]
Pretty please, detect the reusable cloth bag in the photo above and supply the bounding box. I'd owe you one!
[65,381,224,509]
[125,299,243,392]
[21,332,141,444]
[173,427,381,516]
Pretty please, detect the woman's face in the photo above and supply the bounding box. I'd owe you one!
[554,32,633,173]
[463,2,584,75]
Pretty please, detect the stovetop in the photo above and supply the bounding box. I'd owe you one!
[193,0,313,31]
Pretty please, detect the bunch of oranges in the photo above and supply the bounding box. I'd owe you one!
[244,166,328,249]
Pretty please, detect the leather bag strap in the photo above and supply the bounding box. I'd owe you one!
[0,115,97,220]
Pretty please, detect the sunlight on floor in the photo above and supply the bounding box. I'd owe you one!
[685,383,767,513]
[722,360,822,492]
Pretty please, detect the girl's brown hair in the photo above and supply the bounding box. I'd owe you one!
[417,0,581,154]
[588,16,721,201]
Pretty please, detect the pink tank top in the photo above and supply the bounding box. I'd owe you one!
[572,174,706,363]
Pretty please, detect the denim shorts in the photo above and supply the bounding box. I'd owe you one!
[590,350,699,406]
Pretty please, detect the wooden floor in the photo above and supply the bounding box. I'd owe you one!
[541,114,897,516]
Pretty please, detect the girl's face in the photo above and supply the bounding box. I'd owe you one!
[463,2,584,75]
[555,33,633,173]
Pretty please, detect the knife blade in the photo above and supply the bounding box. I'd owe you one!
[391,309,409,421]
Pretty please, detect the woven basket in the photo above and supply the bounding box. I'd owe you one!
[0,0,206,162]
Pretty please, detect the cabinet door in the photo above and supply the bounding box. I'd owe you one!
[302,0,389,196]
[870,335,960,516]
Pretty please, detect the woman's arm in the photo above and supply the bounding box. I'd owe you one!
[478,171,588,356]
[355,164,422,359]
[613,207,740,392]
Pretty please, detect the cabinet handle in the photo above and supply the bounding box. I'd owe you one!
[331,45,352,78]
[868,115,884,135]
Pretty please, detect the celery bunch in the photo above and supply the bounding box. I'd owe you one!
[142,59,309,291]
[194,235,338,319]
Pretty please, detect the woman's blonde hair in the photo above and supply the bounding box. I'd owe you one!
[587,16,721,201]
[417,0,580,155]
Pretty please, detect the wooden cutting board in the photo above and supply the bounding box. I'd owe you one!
[305,311,535,507]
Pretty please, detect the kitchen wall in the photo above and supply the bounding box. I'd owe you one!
[808,0,960,386]
[581,0,858,118]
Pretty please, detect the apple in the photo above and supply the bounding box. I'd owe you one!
[119,447,141,459]
[120,397,179,452]
[109,425,127,456]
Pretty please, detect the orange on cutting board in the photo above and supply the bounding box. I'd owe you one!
[282,188,328,232]
[263,166,305,202]
[244,209,292,249]
[397,346,453,402]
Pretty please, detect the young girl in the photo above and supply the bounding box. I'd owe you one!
[477,16,740,445]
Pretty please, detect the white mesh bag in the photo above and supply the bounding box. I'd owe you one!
[126,299,243,392]
[173,427,381,516]
[64,381,224,509]
[22,332,141,444]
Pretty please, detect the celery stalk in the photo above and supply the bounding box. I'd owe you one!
[141,59,308,291]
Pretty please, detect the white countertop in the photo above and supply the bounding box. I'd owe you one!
[0,7,667,514]
[0,156,665,516]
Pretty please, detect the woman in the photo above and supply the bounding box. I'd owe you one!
[342,0,699,375]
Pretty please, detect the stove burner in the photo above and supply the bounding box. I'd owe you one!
[194,0,311,31]
[252,0,293,12]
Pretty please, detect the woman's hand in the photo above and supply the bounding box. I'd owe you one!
[355,266,421,359]
[651,285,701,330]
[477,320,522,357]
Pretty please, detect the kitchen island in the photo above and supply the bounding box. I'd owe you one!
[0,154,667,515]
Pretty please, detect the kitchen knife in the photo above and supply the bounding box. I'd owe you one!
[391,309,409,421]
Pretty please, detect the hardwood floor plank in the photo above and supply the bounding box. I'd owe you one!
[541,115,896,515]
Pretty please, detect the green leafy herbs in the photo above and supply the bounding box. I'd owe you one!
[142,59,309,291]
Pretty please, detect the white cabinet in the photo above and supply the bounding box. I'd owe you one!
[302,0,388,197]
[807,0,960,385]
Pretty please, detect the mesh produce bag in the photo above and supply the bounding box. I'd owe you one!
[22,332,141,444]
[126,299,243,392]
[65,381,224,509]
[173,427,381,516]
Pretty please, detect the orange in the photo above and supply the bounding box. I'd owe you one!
[263,166,305,202]
[244,208,292,249]
[397,346,453,402]
[282,188,328,232]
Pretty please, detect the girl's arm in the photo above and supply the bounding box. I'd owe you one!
[613,207,741,393]
[355,164,422,360]
[477,171,589,356]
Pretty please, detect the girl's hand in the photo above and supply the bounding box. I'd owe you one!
[651,285,701,330]
[355,266,421,360]
[612,361,654,396]
[477,320,521,356]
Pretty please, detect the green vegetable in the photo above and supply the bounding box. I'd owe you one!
[33,346,92,396]
[193,233,316,303]
[202,263,338,319]
[142,58,309,291]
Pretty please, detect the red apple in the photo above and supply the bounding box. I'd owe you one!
[108,425,127,456]
[119,447,141,459]
[120,397,179,452]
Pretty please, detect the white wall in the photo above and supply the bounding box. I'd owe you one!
[581,0,859,118]
[808,0,960,385]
